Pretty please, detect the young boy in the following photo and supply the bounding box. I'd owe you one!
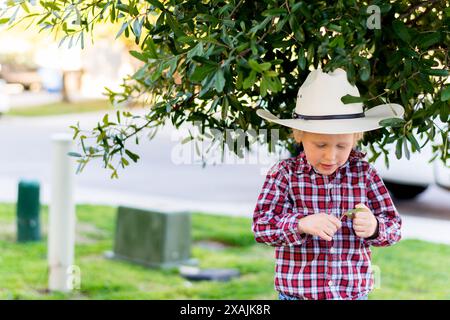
[253,68,404,300]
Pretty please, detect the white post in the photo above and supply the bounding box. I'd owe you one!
[48,133,76,292]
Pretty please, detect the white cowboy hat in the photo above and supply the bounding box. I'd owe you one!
[256,68,405,134]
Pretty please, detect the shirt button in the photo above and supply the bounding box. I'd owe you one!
[330,248,335,254]
[328,280,333,287]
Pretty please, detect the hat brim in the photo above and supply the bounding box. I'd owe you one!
[256,103,404,134]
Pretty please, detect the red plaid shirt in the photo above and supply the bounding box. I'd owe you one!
[252,149,402,300]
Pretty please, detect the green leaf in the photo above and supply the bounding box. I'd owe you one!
[379,118,406,128]
[264,71,278,77]
[199,73,216,97]
[259,63,271,71]
[125,149,140,162]
[249,16,271,34]
[116,3,129,13]
[395,137,403,159]
[329,36,344,48]
[221,96,229,120]
[191,64,217,82]
[243,70,257,89]
[403,137,410,160]
[359,65,371,82]
[341,208,365,220]
[248,59,262,72]
[298,48,306,70]
[275,15,289,32]
[236,70,243,89]
[297,2,312,19]
[145,38,158,59]
[129,50,148,62]
[439,101,449,123]
[41,1,60,11]
[248,60,271,73]
[20,2,30,13]
[177,35,196,44]
[307,43,315,63]
[132,18,142,42]
[440,86,450,101]
[192,56,218,66]
[422,68,449,77]
[147,0,165,11]
[116,21,129,39]
[260,76,268,97]
[181,136,193,144]
[132,66,147,80]
[215,69,225,93]
[340,94,365,104]
[236,42,249,53]
[121,157,129,167]
[328,24,342,33]
[67,152,82,158]
[187,42,203,59]
[262,8,287,16]
[110,5,116,22]
[418,32,441,49]
[392,20,411,43]
[388,80,403,91]
[165,14,185,38]
[102,114,109,126]
[407,132,421,152]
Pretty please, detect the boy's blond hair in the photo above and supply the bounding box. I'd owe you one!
[291,129,364,148]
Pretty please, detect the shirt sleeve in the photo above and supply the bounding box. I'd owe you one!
[252,162,309,247]
[363,164,402,247]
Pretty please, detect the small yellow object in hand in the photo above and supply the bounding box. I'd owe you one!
[340,208,366,220]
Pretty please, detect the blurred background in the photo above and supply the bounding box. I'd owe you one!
[0,21,449,300]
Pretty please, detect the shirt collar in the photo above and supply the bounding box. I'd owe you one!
[296,149,367,176]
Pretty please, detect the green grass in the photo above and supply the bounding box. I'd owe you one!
[0,203,449,300]
[6,99,113,117]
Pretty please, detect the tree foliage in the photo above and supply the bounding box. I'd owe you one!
[1,0,449,177]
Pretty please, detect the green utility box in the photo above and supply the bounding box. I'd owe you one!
[16,180,41,242]
[113,206,192,268]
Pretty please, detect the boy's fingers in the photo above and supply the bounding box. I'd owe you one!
[354,211,370,221]
[328,215,342,229]
[355,231,365,238]
[354,219,369,227]
[326,221,338,232]
[353,225,366,232]
[354,203,370,217]
[353,216,367,224]
[355,203,369,210]
[324,224,337,235]
[319,231,332,241]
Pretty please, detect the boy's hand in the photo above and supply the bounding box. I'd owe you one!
[297,213,342,241]
[352,203,378,238]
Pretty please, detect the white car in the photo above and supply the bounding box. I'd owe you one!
[370,127,450,199]
[0,79,10,114]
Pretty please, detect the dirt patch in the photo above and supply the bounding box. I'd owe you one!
[0,221,108,244]
[75,222,109,244]
[194,240,233,251]
[0,223,17,241]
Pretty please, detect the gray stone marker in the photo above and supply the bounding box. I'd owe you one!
[112,206,193,268]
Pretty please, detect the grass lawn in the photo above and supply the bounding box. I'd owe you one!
[6,99,114,117]
[0,203,449,300]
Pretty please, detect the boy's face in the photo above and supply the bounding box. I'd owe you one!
[301,132,355,176]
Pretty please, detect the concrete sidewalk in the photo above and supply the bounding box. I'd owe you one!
[1,177,449,245]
